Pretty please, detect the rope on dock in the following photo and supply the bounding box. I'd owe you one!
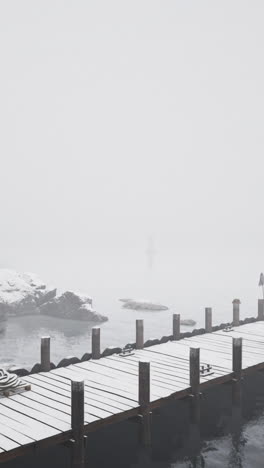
[0,369,24,391]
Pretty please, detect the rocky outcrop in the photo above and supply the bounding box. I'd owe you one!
[0,270,107,322]
[120,298,196,325]
[0,270,56,317]
[180,319,196,326]
[40,291,108,322]
[122,299,169,311]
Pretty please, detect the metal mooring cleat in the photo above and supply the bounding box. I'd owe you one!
[120,345,135,357]
[200,364,214,376]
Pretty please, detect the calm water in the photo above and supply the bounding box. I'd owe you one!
[1,249,264,467]
[0,248,261,368]
[6,374,264,468]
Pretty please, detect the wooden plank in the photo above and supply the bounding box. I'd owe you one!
[0,404,58,440]
[18,394,71,424]
[0,434,20,452]
[0,398,65,432]
[70,364,172,400]
[29,373,128,417]
[0,425,33,447]
[230,323,264,337]
[23,379,98,424]
[56,364,170,401]
[52,367,138,403]
[176,338,233,357]
[107,351,226,381]
[105,354,191,385]
[26,374,113,420]
[137,349,228,380]
[201,333,264,355]
[18,391,71,417]
[198,332,264,349]
[177,338,262,368]
[170,340,233,364]
[216,329,264,343]
[74,361,143,389]
[86,358,187,392]
[133,349,191,372]
[64,363,169,399]
[41,372,135,412]
[52,367,138,401]
[144,343,231,373]
[0,413,36,443]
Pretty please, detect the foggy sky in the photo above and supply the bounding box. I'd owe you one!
[1,1,264,272]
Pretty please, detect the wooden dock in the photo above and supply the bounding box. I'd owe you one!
[1,301,264,466]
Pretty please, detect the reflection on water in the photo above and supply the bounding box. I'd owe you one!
[4,371,264,468]
[0,302,200,368]
[0,315,101,368]
[123,373,264,468]
[128,408,264,468]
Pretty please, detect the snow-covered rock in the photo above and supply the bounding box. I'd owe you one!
[0,270,107,322]
[120,298,196,325]
[122,299,169,311]
[181,319,196,326]
[40,291,108,322]
[0,269,56,316]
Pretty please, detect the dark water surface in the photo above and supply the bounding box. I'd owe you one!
[1,247,261,368]
[2,250,263,466]
[4,373,264,468]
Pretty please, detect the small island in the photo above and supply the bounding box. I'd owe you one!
[0,269,108,323]
[120,298,196,325]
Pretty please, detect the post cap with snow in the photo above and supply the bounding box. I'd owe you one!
[232,299,241,304]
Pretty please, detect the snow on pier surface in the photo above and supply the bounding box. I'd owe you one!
[0,320,264,462]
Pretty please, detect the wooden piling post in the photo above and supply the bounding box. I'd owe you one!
[92,327,100,359]
[41,336,51,372]
[258,299,264,320]
[71,379,85,468]
[232,337,242,407]
[173,314,180,340]
[136,319,144,350]
[190,347,200,394]
[232,299,241,327]
[189,347,200,423]
[138,361,151,446]
[232,337,242,380]
[205,308,212,333]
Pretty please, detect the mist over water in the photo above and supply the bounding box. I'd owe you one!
[0,244,261,368]
[1,3,264,467]
[1,1,264,365]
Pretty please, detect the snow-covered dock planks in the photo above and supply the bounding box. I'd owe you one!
[1,319,264,463]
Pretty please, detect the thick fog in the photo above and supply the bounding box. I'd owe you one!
[0,1,263,315]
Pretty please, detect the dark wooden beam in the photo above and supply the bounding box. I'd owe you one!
[41,336,51,372]
[71,379,85,468]
[173,314,180,340]
[136,320,144,350]
[92,327,101,360]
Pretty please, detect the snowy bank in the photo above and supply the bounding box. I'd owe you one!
[0,270,107,322]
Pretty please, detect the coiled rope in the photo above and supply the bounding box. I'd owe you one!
[0,369,24,391]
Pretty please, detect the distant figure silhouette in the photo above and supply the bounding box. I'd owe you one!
[259,272,264,299]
